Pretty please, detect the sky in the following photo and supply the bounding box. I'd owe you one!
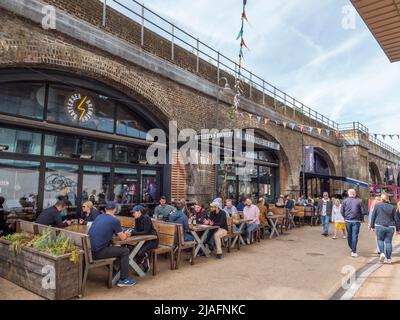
[111,0,400,151]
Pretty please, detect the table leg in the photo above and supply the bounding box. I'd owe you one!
[231,223,246,248]
[191,230,210,256]
[268,219,280,239]
[127,240,147,277]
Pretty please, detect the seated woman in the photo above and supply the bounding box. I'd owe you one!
[130,205,159,273]
[257,198,270,232]
[79,201,101,225]
[275,195,285,208]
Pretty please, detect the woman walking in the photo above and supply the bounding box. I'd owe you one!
[331,199,346,239]
[369,193,400,264]
[368,196,382,255]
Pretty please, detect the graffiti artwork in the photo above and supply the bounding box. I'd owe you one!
[44,174,77,192]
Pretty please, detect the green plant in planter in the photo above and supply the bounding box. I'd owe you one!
[3,232,32,256]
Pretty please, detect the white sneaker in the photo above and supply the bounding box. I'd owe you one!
[246,238,251,245]
[385,259,392,264]
[351,252,358,258]
[379,253,386,263]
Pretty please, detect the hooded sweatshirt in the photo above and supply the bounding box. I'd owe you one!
[169,210,190,233]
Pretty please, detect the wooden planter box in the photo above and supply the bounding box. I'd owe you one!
[0,239,83,300]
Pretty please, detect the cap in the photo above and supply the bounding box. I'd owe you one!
[131,205,145,214]
[210,198,222,210]
[105,201,116,210]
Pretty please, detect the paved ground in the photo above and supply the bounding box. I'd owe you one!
[0,223,382,300]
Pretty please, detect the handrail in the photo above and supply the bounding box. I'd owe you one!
[102,0,398,156]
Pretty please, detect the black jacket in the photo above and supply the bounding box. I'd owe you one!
[132,214,157,236]
[370,201,400,231]
[81,208,101,224]
[36,206,66,228]
[210,209,228,231]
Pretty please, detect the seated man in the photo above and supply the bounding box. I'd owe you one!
[79,201,101,225]
[130,205,159,273]
[205,199,228,259]
[192,201,207,224]
[285,194,295,211]
[243,198,260,244]
[224,199,238,217]
[169,201,194,241]
[88,201,136,287]
[154,196,175,221]
[36,200,71,228]
[236,197,246,211]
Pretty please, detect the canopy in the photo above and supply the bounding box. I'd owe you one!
[303,172,369,188]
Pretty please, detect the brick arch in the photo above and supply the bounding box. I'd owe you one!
[0,34,173,128]
[314,147,337,176]
[369,162,382,184]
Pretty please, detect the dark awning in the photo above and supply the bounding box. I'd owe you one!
[304,173,369,188]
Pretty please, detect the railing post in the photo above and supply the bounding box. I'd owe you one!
[196,38,199,73]
[141,3,144,46]
[301,103,304,124]
[293,99,296,119]
[283,92,286,113]
[171,25,175,60]
[262,80,265,106]
[249,72,253,99]
[102,0,107,27]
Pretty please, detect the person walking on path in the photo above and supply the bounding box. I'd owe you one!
[317,192,333,237]
[332,199,346,239]
[368,196,382,255]
[369,193,400,264]
[341,189,363,257]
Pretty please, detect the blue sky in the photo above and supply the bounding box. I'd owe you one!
[112,0,400,151]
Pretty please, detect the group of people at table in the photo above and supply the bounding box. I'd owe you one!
[34,195,273,287]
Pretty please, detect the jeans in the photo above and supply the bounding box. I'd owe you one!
[345,221,361,253]
[320,215,330,234]
[245,223,258,240]
[136,239,159,260]
[185,232,194,242]
[375,225,395,259]
[93,246,130,280]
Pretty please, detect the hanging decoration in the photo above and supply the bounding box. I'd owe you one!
[233,0,249,113]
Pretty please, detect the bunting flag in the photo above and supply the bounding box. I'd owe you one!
[236,27,244,40]
[275,120,280,126]
[239,112,244,118]
[282,122,287,129]
[317,128,322,135]
[264,118,269,125]
[248,113,253,119]
[308,126,313,134]
[290,123,296,130]
[374,134,378,139]
[256,116,261,123]
[299,124,305,132]
[325,129,331,136]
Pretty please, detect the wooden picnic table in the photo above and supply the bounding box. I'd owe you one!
[189,224,219,257]
[66,224,157,280]
[231,218,253,247]
[266,214,286,238]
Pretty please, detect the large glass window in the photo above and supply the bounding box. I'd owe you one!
[0,159,40,211]
[141,170,159,203]
[114,144,147,164]
[44,134,79,158]
[47,85,115,133]
[81,140,113,162]
[43,163,79,209]
[217,164,237,200]
[114,168,138,205]
[116,105,149,139]
[0,83,45,119]
[259,166,275,201]
[82,166,111,205]
[0,127,42,155]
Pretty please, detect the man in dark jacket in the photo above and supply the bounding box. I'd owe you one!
[131,205,158,273]
[205,199,228,259]
[316,192,333,237]
[36,201,71,228]
[340,189,363,257]
[369,193,400,264]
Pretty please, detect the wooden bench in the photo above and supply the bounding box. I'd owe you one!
[151,220,175,276]
[222,217,241,252]
[175,224,195,269]
[116,215,135,228]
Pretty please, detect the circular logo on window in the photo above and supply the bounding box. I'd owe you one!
[66,93,95,123]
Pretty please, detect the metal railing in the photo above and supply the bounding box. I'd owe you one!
[100,0,399,156]
[339,122,400,158]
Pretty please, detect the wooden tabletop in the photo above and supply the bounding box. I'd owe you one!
[267,214,286,219]
[189,224,219,232]
[113,234,157,246]
[237,218,253,223]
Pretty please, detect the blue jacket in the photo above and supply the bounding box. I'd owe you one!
[169,210,190,233]
[340,197,363,222]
